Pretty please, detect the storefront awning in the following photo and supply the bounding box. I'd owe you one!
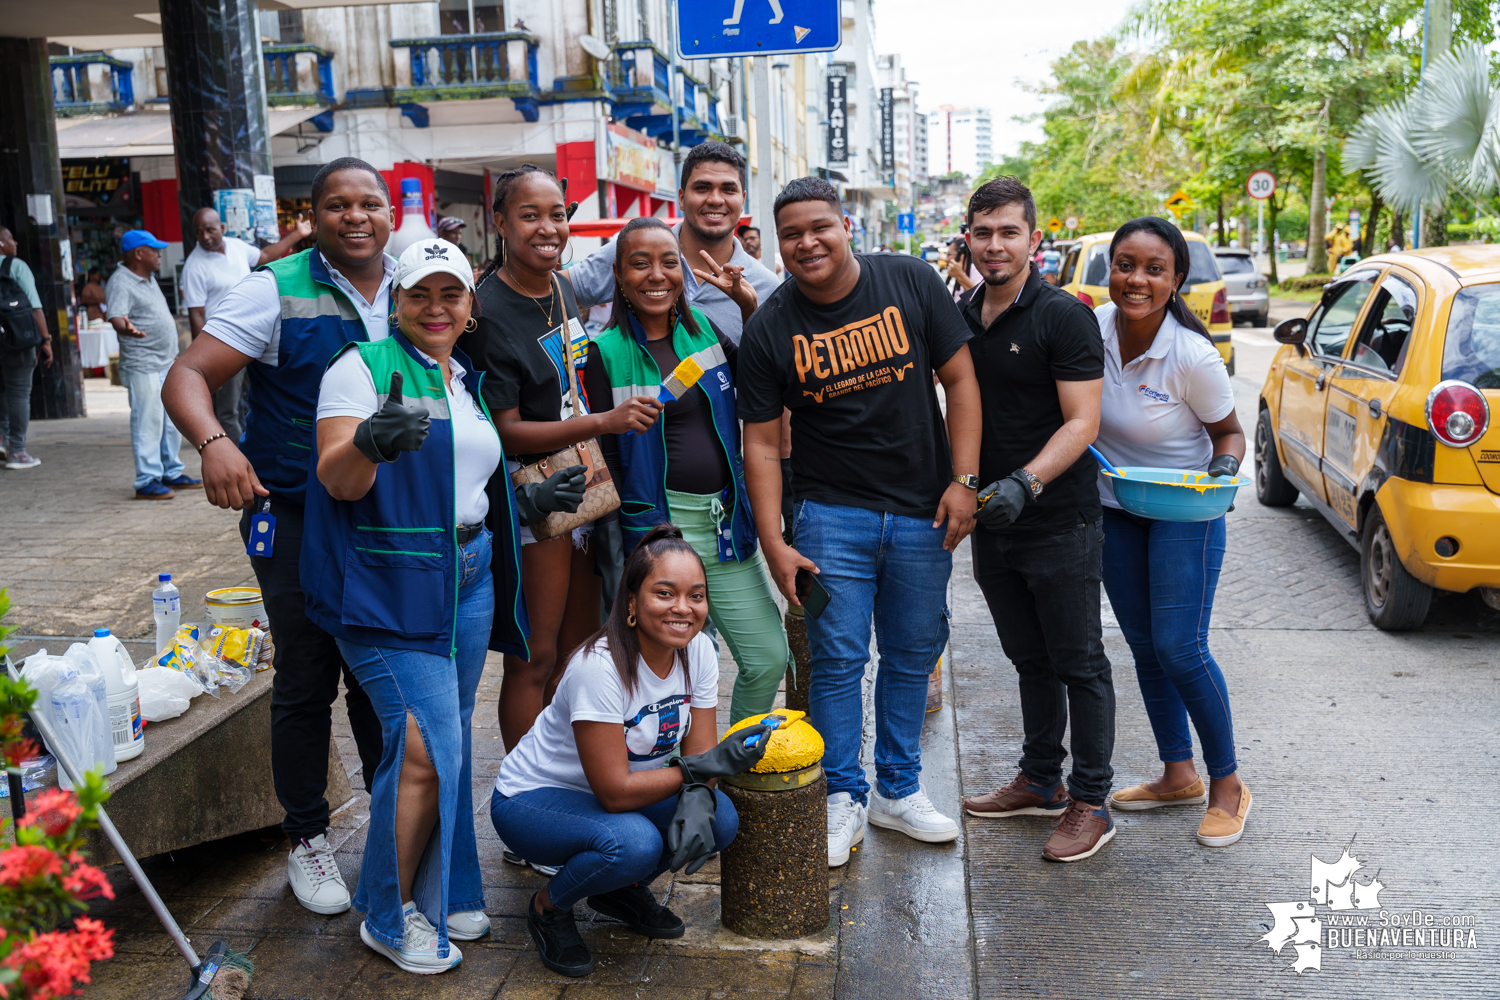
[55,107,330,159]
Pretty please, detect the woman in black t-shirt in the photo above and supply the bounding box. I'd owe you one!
[457,166,664,763]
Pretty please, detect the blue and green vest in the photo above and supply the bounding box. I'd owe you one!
[242,248,378,504]
[300,331,529,658]
[590,308,757,562]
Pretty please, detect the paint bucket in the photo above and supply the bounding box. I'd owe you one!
[205,588,267,631]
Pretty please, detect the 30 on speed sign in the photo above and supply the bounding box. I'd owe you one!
[1246,170,1276,200]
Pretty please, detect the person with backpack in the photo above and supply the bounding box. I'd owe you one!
[0,226,55,470]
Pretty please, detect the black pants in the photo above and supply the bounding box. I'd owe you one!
[970,515,1115,805]
[240,499,384,839]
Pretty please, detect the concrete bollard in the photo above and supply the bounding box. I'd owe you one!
[783,607,809,713]
[718,711,828,939]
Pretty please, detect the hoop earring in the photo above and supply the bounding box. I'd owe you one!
[387,312,397,324]
[627,613,637,628]
[464,316,478,332]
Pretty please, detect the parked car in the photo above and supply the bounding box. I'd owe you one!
[1213,246,1270,326]
[1059,230,1235,374]
[1255,247,1500,629]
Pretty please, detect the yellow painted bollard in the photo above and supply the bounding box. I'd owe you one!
[718,711,828,939]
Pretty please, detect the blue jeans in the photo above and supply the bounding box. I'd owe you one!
[1100,507,1237,779]
[337,528,494,956]
[122,366,184,490]
[490,785,738,910]
[794,499,952,805]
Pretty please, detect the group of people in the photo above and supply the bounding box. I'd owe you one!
[148,144,1248,980]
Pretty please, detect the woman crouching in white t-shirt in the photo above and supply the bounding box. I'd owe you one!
[490,523,772,977]
[1091,217,1252,850]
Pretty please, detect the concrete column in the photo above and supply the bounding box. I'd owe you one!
[159,0,274,241]
[0,38,84,420]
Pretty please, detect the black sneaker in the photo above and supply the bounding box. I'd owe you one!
[526,892,594,977]
[586,883,686,939]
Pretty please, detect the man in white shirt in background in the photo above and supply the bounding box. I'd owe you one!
[179,206,310,441]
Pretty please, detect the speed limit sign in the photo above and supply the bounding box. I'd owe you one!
[1064,215,1079,230]
[1247,170,1277,200]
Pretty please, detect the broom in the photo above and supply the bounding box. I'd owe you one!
[6,655,254,1000]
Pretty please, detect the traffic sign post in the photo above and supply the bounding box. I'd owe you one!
[1048,217,1062,235]
[1164,189,1194,219]
[1064,214,1078,234]
[677,0,842,59]
[1246,171,1276,258]
[898,212,915,234]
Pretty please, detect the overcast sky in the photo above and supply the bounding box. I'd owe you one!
[872,0,1140,159]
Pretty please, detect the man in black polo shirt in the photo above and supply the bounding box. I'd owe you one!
[956,177,1117,863]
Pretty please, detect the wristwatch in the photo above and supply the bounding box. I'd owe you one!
[951,473,981,489]
[1015,468,1044,502]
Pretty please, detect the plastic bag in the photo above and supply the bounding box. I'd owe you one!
[20,649,67,717]
[62,644,117,777]
[49,666,107,790]
[0,755,56,798]
[203,625,265,673]
[137,666,203,722]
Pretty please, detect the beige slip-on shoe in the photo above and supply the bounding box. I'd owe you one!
[1197,783,1252,847]
[1110,777,1208,811]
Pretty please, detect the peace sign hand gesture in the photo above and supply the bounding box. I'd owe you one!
[691,249,758,322]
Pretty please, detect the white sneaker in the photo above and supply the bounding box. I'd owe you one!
[4,452,40,470]
[360,903,462,974]
[288,834,351,914]
[503,848,560,877]
[446,909,491,941]
[827,792,867,868]
[869,785,960,843]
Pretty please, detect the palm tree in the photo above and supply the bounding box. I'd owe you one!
[1344,43,1500,226]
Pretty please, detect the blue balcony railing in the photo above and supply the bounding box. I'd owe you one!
[606,45,722,144]
[389,32,540,121]
[263,44,334,106]
[51,54,134,116]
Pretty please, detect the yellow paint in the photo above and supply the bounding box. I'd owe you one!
[724,710,825,773]
[1102,470,1244,494]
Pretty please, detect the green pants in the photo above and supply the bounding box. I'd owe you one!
[667,489,794,724]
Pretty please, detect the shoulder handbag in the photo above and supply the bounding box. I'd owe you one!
[508,271,620,540]
[0,257,44,353]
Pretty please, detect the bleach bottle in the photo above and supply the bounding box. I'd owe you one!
[87,628,145,761]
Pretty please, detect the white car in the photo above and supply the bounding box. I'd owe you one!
[1214,247,1270,327]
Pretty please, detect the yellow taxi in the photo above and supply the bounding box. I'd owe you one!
[1059,230,1236,373]
[1256,247,1500,629]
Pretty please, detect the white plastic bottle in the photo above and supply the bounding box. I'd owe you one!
[385,177,437,259]
[87,628,145,762]
[152,573,181,652]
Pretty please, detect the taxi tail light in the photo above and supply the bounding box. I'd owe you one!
[1210,287,1230,325]
[1077,291,1094,307]
[1425,380,1490,447]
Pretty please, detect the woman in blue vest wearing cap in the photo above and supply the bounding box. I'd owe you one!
[580,216,793,722]
[302,238,578,975]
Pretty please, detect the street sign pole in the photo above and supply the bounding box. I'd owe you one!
[752,56,775,249]
[669,0,682,192]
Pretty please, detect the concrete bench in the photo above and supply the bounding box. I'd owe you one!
[15,664,351,865]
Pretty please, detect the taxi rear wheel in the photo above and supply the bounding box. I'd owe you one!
[1254,409,1299,507]
[1360,507,1432,631]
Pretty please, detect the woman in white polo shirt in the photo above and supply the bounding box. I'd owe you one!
[1092,216,1251,848]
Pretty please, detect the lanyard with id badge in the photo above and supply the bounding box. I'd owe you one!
[247,498,276,558]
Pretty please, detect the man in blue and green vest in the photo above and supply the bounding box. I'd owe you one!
[163,158,406,915]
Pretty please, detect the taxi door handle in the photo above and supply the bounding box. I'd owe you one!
[1315,372,1328,391]
[1369,398,1382,418]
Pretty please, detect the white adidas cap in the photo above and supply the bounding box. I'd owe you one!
[393,238,474,291]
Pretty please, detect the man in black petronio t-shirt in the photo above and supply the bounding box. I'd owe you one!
[955,177,1117,865]
[738,177,983,868]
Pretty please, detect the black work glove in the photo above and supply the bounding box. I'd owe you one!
[666,781,717,874]
[514,464,586,525]
[353,371,430,464]
[1207,454,1240,478]
[675,723,773,782]
[975,472,1031,529]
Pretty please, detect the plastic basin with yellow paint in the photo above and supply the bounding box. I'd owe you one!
[1102,467,1246,522]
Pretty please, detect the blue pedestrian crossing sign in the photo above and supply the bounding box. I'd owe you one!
[677,0,842,59]
[898,213,915,234]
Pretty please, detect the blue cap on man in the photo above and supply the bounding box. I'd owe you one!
[120,230,170,252]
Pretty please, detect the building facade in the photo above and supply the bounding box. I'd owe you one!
[927,104,992,180]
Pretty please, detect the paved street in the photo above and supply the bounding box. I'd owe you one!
[2,301,1496,998]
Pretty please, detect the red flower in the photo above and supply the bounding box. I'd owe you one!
[19,788,82,838]
[1,919,114,1000]
[1,737,39,768]
[61,863,113,901]
[0,845,63,886]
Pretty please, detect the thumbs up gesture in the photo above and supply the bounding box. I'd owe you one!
[353,371,432,464]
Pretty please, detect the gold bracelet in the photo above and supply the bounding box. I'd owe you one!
[196,432,228,454]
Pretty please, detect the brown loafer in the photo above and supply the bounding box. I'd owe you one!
[1197,783,1252,847]
[963,770,1070,819]
[1042,799,1116,863]
[1110,777,1208,811]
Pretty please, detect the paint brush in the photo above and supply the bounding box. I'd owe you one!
[658,356,706,402]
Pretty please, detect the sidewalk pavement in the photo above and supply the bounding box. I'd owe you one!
[6,351,1498,998]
